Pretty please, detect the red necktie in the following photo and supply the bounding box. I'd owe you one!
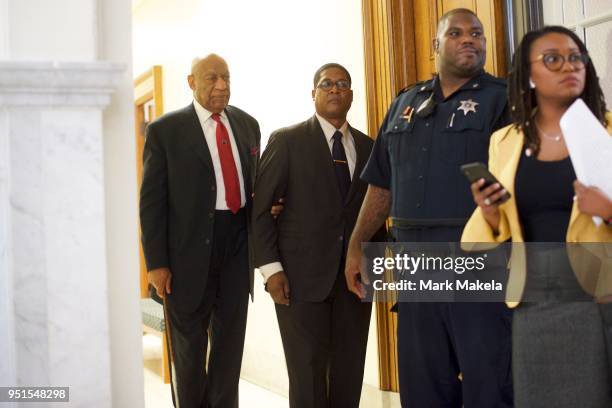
[211,113,241,213]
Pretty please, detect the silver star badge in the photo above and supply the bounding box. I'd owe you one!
[457,99,479,116]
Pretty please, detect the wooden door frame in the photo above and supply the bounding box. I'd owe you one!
[134,65,171,384]
[362,0,416,392]
[134,65,164,299]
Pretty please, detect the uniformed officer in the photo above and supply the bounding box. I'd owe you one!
[345,8,513,407]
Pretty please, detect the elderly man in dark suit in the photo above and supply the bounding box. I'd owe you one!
[139,54,260,408]
[252,63,384,408]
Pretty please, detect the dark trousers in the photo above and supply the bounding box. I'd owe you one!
[398,302,513,407]
[275,269,372,408]
[165,210,249,408]
[392,226,513,408]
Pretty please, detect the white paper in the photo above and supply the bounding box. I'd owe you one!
[560,98,612,225]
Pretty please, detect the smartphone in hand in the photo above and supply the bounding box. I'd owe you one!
[460,162,511,204]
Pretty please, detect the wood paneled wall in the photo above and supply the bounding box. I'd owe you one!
[413,0,508,81]
[362,0,418,391]
[362,0,417,139]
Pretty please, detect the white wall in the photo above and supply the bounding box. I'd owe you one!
[132,0,369,147]
[8,0,97,61]
[542,0,612,102]
[132,0,380,396]
[0,0,8,58]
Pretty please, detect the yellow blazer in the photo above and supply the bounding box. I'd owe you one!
[461,113,612,307]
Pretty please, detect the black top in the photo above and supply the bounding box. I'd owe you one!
[361,71,510,224]
[515,150,576,242]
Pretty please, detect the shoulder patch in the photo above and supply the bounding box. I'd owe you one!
[482,74,507,88]
[396,80,430,97]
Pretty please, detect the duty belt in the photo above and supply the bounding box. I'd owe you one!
[389,217,467,229]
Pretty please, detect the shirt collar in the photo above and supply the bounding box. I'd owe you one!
[424,70,486,101]
[193,99,228,122]
[315,113,349,142]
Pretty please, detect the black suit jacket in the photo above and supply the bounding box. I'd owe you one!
[140,103,261,312]
[252,115,384,302]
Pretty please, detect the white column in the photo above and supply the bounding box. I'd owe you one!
[0,93,14,394]
[98,0,146,406]
[0,0,8,59]
[0,0,143,406]
[0,61,124,408]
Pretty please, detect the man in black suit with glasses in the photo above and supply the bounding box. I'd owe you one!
[252,63,384,408]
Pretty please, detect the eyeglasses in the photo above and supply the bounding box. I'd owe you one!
[531,52,590,72]
[317,79,351,91]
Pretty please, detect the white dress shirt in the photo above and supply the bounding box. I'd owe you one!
[259,115,356,283]
[193,99,246,210]
[315,112,356,178]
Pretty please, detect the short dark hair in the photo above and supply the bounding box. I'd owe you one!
[508,25,608,155]
[313,63,352,88]
[436,8,481,38]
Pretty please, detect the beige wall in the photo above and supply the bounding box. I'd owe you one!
[132,0,381,396]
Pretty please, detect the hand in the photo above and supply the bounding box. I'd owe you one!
[573,181,612,219]
[148,267,172,298]
[470,179,506,231]
[267,271,290,305]
[596,294,612,304]
[270,197,285,219]
[345,244,369,299]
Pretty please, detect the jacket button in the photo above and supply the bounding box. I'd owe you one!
[417,175,423,180]
[209,212,214,218]
[205,239,210,245]
[211,185,216,191]
[338,235,344,241]
[422,147,428,152]
[416,203,421,208]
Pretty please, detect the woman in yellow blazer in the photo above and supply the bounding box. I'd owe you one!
[461,26,612,408]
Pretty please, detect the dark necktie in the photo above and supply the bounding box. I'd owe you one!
[211,113,241,213]
[332,130,351,201]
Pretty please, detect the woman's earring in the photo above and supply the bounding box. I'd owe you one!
[529,77,536,89]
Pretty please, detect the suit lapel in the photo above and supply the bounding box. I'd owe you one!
[345,127,368,206]
[183,104,214,172]
[497,128,524,241]
[225,108,251,193]
[497,129,526,305]
[500,133,527,306]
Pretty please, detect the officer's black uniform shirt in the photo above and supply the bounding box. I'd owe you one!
[361,70,510,224]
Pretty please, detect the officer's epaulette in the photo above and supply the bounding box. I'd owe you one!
[396,80,429,97]
[480,73,508,88]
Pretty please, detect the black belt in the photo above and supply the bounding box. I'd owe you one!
[215,207,246,216]
[390,217,467,229]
